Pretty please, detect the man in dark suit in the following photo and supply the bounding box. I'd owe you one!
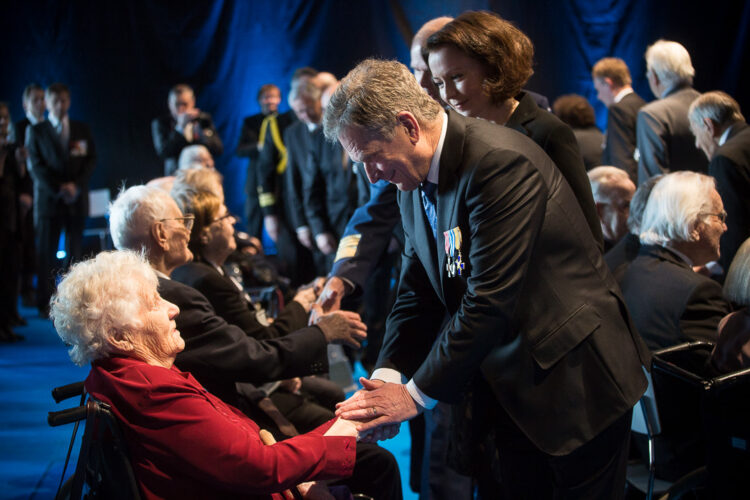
[237,84,281,238]
[689,91,750,272]
[593,57,646,182]
[636,40,707,183]
[587,166,636,252]
[619,171,730,349]
[151,84,223,176]
[26,83,96,316]
[330,59,648,498]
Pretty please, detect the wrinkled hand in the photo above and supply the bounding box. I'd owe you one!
[335,378,420,434]
[315,276,347,314]
[278,377,302,393]
[296,226,313,249]
[293,287,317,313]
[264,215,280,242]
[359,423,401,443]
[323,416,359,439]
[315,232,337,255]
[315,310,366,348]
[298,481,334,500]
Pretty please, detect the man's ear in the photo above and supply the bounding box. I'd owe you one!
[604,77,615,90]
[396,112,420,145]
[595,201,606,219]
[703,117,718,139]
[151,221,168,251]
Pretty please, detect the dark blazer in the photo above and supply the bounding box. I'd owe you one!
[158,277,328,405]
[12,118,34,196]
[303,128,359,239]
[603,91,646,182]
[170,260,309,340]
[26,119,96,217]
[278,121,313,230]
[572,126,604,170]
[604,232,641,283]
[619,244,730,350]
[709,122,750,271]
[377,110,648,455]
[636,85,707,183]
[151,112,223,175]
[256,111,297,219]
[236,112,266,160]
[507,91,604,249]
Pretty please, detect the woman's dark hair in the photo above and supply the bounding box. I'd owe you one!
[424,11,534,103]
[552,94,597,128]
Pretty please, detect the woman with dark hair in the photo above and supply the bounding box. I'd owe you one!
[552,94,604,170]
[425,11,603,247]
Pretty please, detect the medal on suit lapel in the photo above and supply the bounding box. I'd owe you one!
[443,227,464,278]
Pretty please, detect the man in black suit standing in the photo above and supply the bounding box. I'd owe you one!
[237,84,281,238]
[26,83,96,316]
[151,84,223,176]
[330,59,648,499]
[689,91,750,272]
[592,57,646,182]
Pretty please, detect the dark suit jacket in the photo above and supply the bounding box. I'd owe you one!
[603,92,645,182]
[377,110,648,455]
[604,232,641,283]
[256,111,297,220]
[13,118,36,197]
[170,260,308,340]
[303,128,358,239]
[278,121,313,230]
[236,112,266,161]
[709,122,750,271]
[572,126,604,170]
[620,244,730,350]
[151,112,223,175]
[507,91,604,249]
[636,85,707,183]
[158,277,328,405]
[26,119,96,218]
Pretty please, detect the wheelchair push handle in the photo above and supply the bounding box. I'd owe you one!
[52,382,85,403]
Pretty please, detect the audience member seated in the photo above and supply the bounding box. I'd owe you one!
[553,94,604,170]
[592,57,646,182]
[711,237,750,373]
[49,250,357,500]
[587,166,636,251]
[425,11,603,248]
[151,83,223,176]
[177,144,215,171]
[688,91,750,274]
[605,175,662,281]
[620,171,731,349]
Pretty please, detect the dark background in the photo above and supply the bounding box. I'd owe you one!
[2,0,748,226]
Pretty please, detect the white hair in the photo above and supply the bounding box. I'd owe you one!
[177,145,212,171]
[639,171,716,245]
[109,185,175,254]
[688,91,745,128]
[50,251,158,366]
[587,166,635,204]
[646,40,695,89]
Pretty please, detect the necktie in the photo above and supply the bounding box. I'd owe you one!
[421,181,438,240]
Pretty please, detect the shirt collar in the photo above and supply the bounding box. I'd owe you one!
[719,124,734,147]
[153,269,170,280]
[26,112,43,125]
[48,113,67,129]
[613,87,633,104]
[424,111,448,185]
[306,122,319,133]
[664,245,693,267]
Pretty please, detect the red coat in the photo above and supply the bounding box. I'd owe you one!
[85,356,355,499]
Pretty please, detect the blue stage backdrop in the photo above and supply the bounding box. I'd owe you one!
[2,0,748,228]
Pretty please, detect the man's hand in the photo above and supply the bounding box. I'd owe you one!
[296,226,313,249]
[59,182,79,204]
[314,310,366,348]
[335,378,420,434]
[298,481,334,500]
[264,215,280,242]
[278,377,302,394]
[175,108,200,129]
[316,276,347,314]
[315,232,337,255]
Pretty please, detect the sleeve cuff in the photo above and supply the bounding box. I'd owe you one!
[370,368,407,385]
[406,379,438,410]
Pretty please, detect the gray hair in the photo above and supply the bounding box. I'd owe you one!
[109,185,176,254]
[178,145,212,171]
[627,175,662,234]
[646,40,695,89]
[50,250,158,366]
[323,58,443,141]
[587,166,635,204]
[724,237,750,307]
[639,171,716,245]
[288,79,322,105]
[170,167,224,213]
[688,91,745,128]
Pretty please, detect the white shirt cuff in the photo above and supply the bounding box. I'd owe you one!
[370,369,438,411]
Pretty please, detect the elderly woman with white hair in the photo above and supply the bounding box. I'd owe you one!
[619,171,731,349]
[50,250,357,500]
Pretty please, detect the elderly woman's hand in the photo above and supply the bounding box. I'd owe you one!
[297,481,335,500]
[323,417,359,439]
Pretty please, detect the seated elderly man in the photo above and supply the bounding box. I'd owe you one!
[50,250,357,499]
[177,144,215,171]
[587,166,636,251]
[620,171,731,349]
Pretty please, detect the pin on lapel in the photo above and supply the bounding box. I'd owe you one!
[443,226,464,278]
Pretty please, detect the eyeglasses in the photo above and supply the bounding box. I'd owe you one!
[701,210,728,224]
[212,212,236,225]
[159,214,195,232]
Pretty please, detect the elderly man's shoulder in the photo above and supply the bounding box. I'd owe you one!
[626,245,718,291]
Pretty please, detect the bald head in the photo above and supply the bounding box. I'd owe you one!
[410,16,452,103]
